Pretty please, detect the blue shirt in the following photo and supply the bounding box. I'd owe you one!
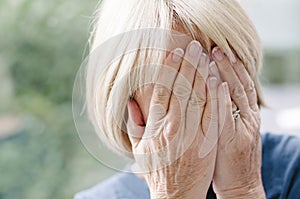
[74,133,300,199]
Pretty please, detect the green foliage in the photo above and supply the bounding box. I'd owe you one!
[261,49,300,85]
[0,0,103,199]
[1,0,96,104]
[0,119,65,199]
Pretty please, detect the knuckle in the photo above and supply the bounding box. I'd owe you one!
[173,82,191,100]
[149,104,166,120]
[231,85,246,100]
[164,121,179,139]
[189,93,206,107]
[153,86,170,102]
[244,81,255,93]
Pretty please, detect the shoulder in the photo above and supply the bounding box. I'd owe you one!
[74,171,150,199]
[261,133,300,164]
[261,133,300,199]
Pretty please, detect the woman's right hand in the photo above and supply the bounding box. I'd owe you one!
[127,41,220,199]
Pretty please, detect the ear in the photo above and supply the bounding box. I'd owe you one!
[127,99,145,126]
[127,99,146,147]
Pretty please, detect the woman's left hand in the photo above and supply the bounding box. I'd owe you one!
[210,47,266,199]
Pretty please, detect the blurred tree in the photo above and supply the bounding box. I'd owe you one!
[0,117,65,199]
[1,0,96,103]
[262,49,300,85]
[0,0,100,199]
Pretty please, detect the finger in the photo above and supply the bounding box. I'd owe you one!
[232,60,259,111]
[149,48,184,122]
[169,40,202,112]
[232,102,237,112]
[217,82,235,142]
[127,100,146,147]
[212,47,250,117]
[182,53,209,151]
[199,76,218,158]
[198,53,209,82]
[209,61,222,85]
[189,53,209,108]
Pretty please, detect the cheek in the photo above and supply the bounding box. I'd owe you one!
[134,84,154,123]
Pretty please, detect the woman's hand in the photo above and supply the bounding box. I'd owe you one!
[127,41,220,199]
[210,47,266,199]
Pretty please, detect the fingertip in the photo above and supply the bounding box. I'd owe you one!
[199,53,209,67]
[217,82,224,93]
[222,82,229,96]
[209,61,218,76]
[172,48,184,63]
[209,76,217,89]
[216,82,228,103]
[212,47,224,62]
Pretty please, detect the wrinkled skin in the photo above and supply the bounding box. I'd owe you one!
[210,47,265,199]
[126,41,266,199]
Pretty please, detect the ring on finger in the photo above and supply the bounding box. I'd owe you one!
[232,109,241,120]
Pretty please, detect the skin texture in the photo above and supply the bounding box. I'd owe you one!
[128,41,219,199]
[210,47,265,199]
[126,41,266,198]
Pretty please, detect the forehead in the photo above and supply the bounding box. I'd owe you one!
[167,25,214,54]
[165,30,212,63]
[167,32,193,51]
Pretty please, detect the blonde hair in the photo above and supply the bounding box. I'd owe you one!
[86,0,264,158]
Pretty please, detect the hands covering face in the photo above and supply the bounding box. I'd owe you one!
[126,41,266,199]
[210,47,265,199]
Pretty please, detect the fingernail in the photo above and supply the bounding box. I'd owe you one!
[199,53,207,66]
[222,82,229,95]
[213,47,224,61]
[189,41,201,56]
[209,61,218,76]
[210,77,217,89]
[173,48,184,62]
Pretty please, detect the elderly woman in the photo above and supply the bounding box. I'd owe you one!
[75,0,300,198]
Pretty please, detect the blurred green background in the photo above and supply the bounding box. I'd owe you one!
[0,1,116,199]
[0,0,299,199]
